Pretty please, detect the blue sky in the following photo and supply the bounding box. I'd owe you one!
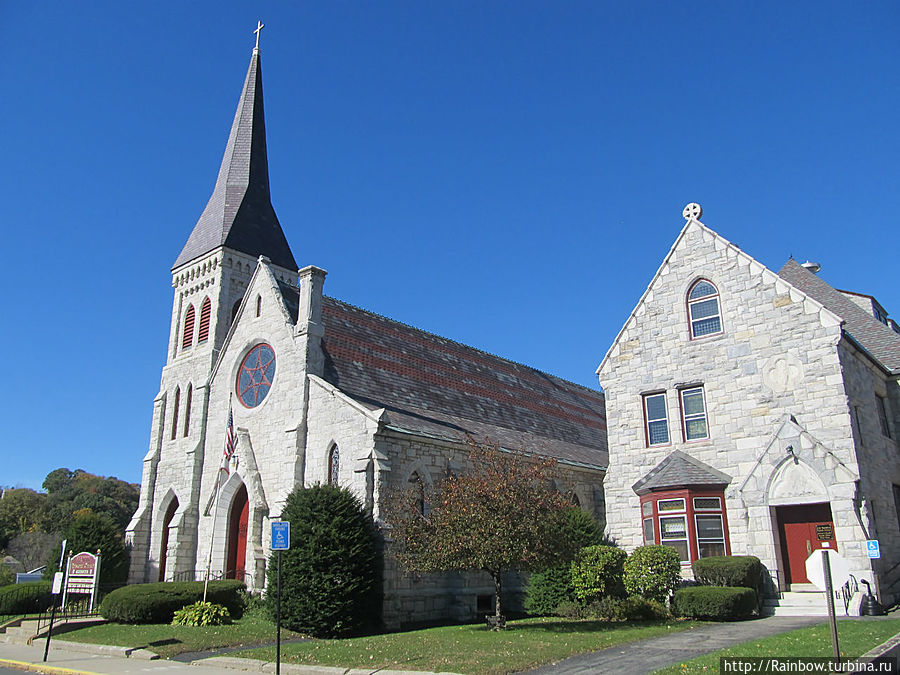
[2,2,898,490]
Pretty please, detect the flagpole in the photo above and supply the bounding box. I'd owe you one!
[203,395,235,603]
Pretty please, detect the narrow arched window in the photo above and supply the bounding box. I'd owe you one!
[409,472,425,515]
[256,295,262,317]
[328,445,340,485]
[171,387,180,440]
[182,305,195,349]
[687,279,722,339]
[183,384,192,437]
[197,298,211,343]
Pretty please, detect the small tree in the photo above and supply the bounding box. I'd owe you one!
[571,545,627,603]
[46,512,130,584]
[265,484,380,638]
[389,439,576,623]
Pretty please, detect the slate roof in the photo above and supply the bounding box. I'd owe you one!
[173,49,297,272]
[632,450,732,495]
[778,259,900,374]
[277,286,607,468]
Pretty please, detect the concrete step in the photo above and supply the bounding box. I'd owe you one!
[762,591,831,617]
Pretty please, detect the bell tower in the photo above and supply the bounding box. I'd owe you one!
[128,34,298,583]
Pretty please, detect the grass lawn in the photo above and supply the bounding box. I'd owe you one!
[236,617,698,674]
[654,618,900,674]
[55,608,301,660]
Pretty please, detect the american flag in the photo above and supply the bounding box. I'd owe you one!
[223,405,237,469]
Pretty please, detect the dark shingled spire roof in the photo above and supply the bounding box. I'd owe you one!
[632,450,732,495]
[173,49,297,271]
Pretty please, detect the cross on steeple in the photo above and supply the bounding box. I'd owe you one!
[253,21,264,50]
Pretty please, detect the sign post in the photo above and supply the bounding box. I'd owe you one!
[271,521,290,675]
[806,547,847,664]
[43,539,67,663]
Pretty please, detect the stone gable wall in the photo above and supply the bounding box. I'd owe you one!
[597,221,875,592]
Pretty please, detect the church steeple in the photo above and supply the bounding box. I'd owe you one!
[173,45,297,272]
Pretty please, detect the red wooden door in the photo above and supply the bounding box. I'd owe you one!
[778,503,837,585]
[226,485,249,580]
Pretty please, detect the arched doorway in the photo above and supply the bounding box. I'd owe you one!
[158,498,179,582]
[225,484,249,581]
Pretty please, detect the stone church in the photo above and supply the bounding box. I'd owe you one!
[597,204,900,613]
[125,43,608,628]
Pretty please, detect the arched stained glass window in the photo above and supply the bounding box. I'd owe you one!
[182,305,195,349]
[328,445,340,485]
[197,298,211,343]
[687,280,722,339]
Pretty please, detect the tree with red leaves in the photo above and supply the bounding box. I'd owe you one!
[388,439,577,625]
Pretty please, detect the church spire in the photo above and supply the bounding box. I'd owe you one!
[173,40,297,272]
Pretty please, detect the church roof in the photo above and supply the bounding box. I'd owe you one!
[173,49,297,272]
[632,450,732,495]
[778,259,900,374]
[278,288,607,468]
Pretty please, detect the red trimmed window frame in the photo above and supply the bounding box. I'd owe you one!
[686,279,723,341]
[639,488,730,565]
[642,391,670,448]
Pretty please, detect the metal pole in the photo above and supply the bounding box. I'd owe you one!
[822,550,840,662]
[42,589,60,662]
[276,550,282,675]
[203,471,224,603]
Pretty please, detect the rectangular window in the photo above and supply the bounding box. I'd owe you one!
[695,514,726,558]
[877,395,891,438]
[658,498,685,512]
[660,515,689,561]
[642,501,653,517]
[693,497,721,511]
[644,393,669,446]
[643,518,655,544]
[681,387,709,441]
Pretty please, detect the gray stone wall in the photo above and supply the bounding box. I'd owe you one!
[597,219,879,594]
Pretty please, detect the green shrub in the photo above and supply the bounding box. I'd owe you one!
[99,580,245,624]
[524,563,573,616]
[692,555,762,601]
[561,508,607,549]
[171,601,231,626]
[555,600,587,619]
[0,581,52,615]
[46,513,130,584]
[672,585,756,620]
[571,545,626,603]
[623,545,682,603]
[266,484,380,638]
[584,595,669,621]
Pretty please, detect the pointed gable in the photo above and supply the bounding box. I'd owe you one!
[173,49,297,272]
[632,450,732,495]
[778,259,900,374]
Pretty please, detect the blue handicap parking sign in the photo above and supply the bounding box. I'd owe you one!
[271,521,290,551]
[866,540,880,559]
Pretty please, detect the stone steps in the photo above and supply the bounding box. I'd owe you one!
[0,616,105,645]
[762,591,831,617]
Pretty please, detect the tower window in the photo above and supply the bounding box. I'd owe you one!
[182,305,195,349]
[183,384,192,437]
[197,298,211,343]
[171,387,180,441]
[687,279,722,339]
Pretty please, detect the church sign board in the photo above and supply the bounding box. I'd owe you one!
[62,552,101,611]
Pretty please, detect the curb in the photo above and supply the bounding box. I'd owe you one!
[191,656,460,675]
[856,630,900,666]
[0,657,100,675]
[54,639,159,660]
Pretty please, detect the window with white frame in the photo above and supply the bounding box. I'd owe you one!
[680,386,709,441]
[687,280,722,339]
[643,393,669,446]
[640,492,729,564]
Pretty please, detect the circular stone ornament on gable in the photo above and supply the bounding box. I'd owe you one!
[237,343,276,408]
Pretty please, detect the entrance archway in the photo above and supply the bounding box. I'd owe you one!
[225,484,249,581]
[158,497,179,582]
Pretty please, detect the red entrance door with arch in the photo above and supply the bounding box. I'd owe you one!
[776,502,837,585]
[225,484,249,581]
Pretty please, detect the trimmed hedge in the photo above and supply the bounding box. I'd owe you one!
[0,581,52,615]
[99,580,245,624]
[692,556,761,590]
[571,545,626,603]
[672,585,756,620]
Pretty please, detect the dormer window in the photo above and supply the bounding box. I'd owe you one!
[687,280,722,339]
